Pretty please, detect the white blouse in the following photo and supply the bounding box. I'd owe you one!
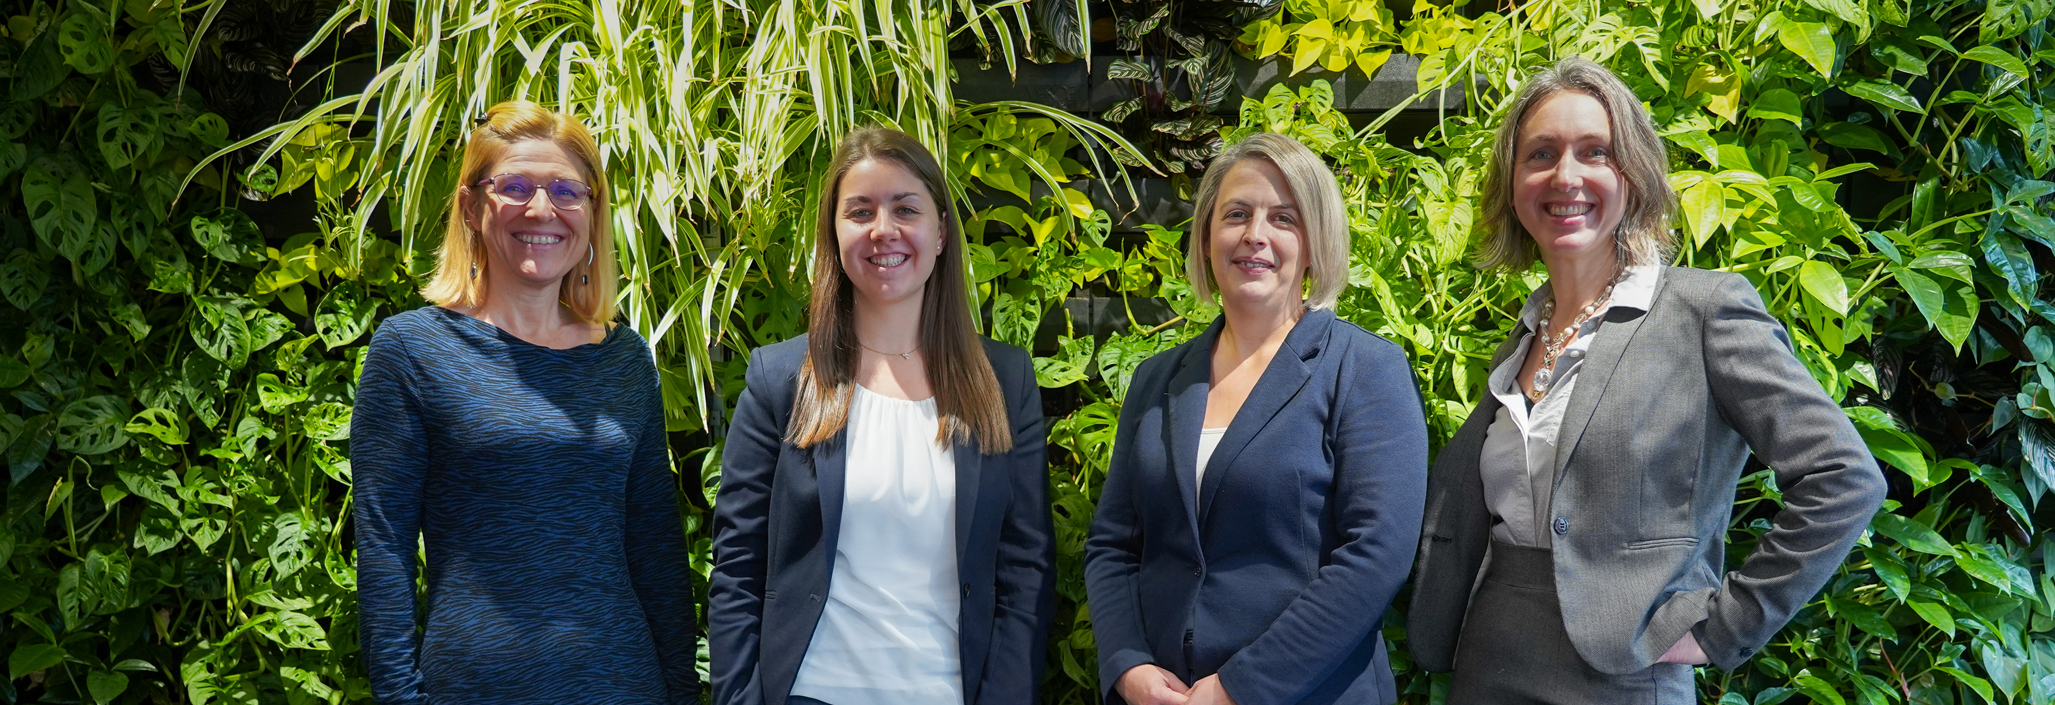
[1196,427,1228,486]
[790,385,963,705]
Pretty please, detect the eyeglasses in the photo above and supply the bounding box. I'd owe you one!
[473,173,595,210]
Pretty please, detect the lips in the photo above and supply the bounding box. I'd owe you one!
[514,232,565,245]
[1230,255,1275,274]
[866,253,910,268]
[1546,202,1594,217]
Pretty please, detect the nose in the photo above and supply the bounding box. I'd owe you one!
[1550,157,1588,193]
[522,192,558,222]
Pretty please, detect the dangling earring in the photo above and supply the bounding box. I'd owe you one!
[470,262,478,279]
[582,243,593,285]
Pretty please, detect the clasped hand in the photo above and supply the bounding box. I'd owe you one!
[1116,664,1237,705]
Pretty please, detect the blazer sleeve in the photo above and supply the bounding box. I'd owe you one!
[1083,359,1164,704]
[1215,338,1430,704]
[349,324,432,705]
[709,348,781,705]
[1695,274,1887,670]
[978,347,1056,704]
[623,352,703,703]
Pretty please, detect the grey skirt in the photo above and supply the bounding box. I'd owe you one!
[1448,542,1695,705]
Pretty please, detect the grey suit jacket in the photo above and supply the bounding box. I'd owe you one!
[1408,266,1887,674]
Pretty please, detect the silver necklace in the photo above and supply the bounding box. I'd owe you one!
[858,340,919,360]
[1528,269,1624,402]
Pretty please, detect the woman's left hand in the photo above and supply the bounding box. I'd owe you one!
[1657,631,1709,665]
[1186,675,1239,705]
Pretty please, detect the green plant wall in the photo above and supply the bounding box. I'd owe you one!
[3,0,2054,703]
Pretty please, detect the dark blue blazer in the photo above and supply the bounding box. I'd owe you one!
[1084,310,1428,705]
[709,335,1054,705]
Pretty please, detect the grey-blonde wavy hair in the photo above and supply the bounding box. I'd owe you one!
[1475,57,1676,270]
[1187,132,1350,310]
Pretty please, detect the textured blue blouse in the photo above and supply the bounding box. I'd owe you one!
[350,306,699,704]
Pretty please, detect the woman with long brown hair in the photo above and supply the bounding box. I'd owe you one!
[709,126,1054,705]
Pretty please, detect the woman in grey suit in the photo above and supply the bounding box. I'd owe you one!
[1407,58,1887,702]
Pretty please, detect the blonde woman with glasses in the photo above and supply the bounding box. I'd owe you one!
[1407,57,1885,703]
[1086,132,1429,705]
[351,101,699,704]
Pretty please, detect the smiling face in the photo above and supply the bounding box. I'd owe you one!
[461,139,594,289]
[1512,91,1625,268]
[835,157,944,310]
[1207,158,1308,311]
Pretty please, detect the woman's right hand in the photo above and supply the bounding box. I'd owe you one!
[1116,664,1191,705]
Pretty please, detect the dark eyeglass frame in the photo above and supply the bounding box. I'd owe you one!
[472,173,597,210]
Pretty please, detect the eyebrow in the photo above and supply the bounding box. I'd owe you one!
[841,192,926,206]
[1224,198,1297,210]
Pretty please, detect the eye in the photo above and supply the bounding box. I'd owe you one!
[896,206,920,216]
[503,181,533,195]
[1273,213,1296,225]
[1223,208,1248,220]
[847,207,873,218]
[1527,148,1555,161]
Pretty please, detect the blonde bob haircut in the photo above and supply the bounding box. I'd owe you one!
[1187,132,1350,310]
[422,100,616,323]
[1475,57,1676,270]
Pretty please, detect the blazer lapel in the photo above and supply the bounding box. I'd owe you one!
[1197,311,1330,522]
[814,432,848,560]
[953,441,983,561]
[1165,320,1219,541]
[1550,269,1669,490]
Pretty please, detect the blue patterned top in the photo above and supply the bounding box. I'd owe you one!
[350,306,699,704]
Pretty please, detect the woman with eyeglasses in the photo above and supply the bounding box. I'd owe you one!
[351,100,699,704]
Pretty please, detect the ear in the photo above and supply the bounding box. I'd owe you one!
[458,188,479,231]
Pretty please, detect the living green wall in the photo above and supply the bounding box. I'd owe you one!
[1,0,2052,703]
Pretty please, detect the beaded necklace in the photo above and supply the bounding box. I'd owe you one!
[1527,267,1625,402]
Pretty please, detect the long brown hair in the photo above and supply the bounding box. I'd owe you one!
[785,127,1012,454]
[423,100,616,322]
[1475,57,1676,270]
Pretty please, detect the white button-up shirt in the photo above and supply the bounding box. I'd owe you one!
[1479,265,1661,548]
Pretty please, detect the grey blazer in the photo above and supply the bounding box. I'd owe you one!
[1408,266,1887,674]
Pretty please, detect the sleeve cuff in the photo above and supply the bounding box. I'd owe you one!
[1695,617,1758,671]
[1100,649,1158,705]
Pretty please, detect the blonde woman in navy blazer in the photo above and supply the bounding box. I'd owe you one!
[1085,133,1429,705]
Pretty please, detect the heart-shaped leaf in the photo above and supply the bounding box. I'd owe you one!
[23,167,98,249]
[87,669,128,705]
[56,395,129,455]
[124,408,186,445]
[189,296,251,368]
[55,13,113,74]
[96,102,163,170]
[9,643,65,679]
[0,249,50,311]
[315,282,374,349]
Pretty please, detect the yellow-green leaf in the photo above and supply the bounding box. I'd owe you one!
[1797,260,1850,314]
[1778,20,1837,78]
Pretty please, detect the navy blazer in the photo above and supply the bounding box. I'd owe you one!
[1085,310,1428,705]
[708,335,1054,705]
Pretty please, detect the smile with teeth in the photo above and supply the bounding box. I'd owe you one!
[1232,256,1274,272]
[1547,202,1594,217]
[515,233,565,245]
[867,253,909,267]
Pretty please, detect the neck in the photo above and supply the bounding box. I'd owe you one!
[1541,248,1621,321]
[853,290,925,354]
[473,271,569,336]
[1218,296,1303,361]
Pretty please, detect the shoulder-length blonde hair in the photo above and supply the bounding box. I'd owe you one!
[1476,57,1675,270]
[1187,132,1350,310]
[422,100,616,323]
[785,126,1012,454]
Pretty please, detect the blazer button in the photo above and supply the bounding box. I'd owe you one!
[961,583,970,597]
[1553,517,1569,535]
[809,593,821,602]
[1739,647,1754,657]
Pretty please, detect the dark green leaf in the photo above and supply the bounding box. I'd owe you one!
[1870,511,1957,557]
[9,643,65,679]
[56,395,129,455]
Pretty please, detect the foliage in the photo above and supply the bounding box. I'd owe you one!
[1093,0,1281,175]
[1238,0,1403,78]
[0,0,409,700]
[10,0,2055,702]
